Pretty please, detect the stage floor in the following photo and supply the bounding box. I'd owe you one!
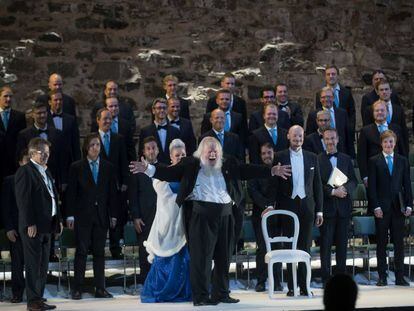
[2,283,413,311]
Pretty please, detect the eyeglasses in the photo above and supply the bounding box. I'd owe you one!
[154,106,167,110]
[317,119,330,122]
[35,150,50,156]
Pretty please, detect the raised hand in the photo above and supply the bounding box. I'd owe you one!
[129,156,148,174]
[271,162,292,180]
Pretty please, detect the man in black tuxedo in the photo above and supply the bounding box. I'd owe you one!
[90,80,136,133]
[0,86,26,180]
[307,87,354,158]
[357,100,406,188]
[247,143,283,292]
[130,136,291,306]
[163,74,191,120]
[37,73,77,118]
[15,138,62,311]
[205,73,248,131]
[128,136,159,283]
[139,98,180,164]
[1,150,29,303]
[167,97,196,155]
[271,125,323,296]
[201,89,247,147]
[249,103,289,164]
[47,90,81,166]
[367,130,412,286]
[16,101,66,189]
[276,83,304,127]
[96,108,128,259]
[248,86,291,133]
[361,70,402,126]
[315,65,355,141]
[303,110,330,155]
[66,133,118,300]
[318,128,357,284]
[363,80,409,154]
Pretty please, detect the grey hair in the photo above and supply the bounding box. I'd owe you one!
[169,138,186,154]
[316,110,331,119]
[321,86,333,95]
[193,136,223,169]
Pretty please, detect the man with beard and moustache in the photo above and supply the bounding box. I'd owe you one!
[247,143,283,292]
[318,128,356,285]
[130,136,291,306]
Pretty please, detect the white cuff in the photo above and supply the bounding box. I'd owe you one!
[145,164,156,177]
[363,177,368,182]
[374,207,381,211]
[331,189,335,196]
[66,216,74,221]
[406,207,412,212]
[317,212,323,217]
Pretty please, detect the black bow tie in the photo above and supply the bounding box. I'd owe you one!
[38,129,48,134]
[157,124,168,130]
[170,120,180,125]
[51,113,62,118]
[327,152,338,159]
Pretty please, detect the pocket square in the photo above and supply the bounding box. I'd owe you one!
[310,167,315,170]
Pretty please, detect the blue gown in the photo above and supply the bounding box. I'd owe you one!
[141,182,192,303]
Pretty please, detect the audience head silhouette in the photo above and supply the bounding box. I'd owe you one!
[324,273,358,311]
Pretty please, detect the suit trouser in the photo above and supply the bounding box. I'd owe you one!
[375,209,405,279]
[320,217,350,281]
[136,228,151,282]
[9,236,25,297]
[74,218,107,290]
[279,198,313,291]
[20,231,51,304]
[109,190,127,255]
[252,213,282,285]
[232,202,245,252]
[188,201,234,303]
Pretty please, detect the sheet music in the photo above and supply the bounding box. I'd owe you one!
[327,167,348,187]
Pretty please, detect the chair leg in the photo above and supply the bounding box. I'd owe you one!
[352,238,355,276]
[292,263,298,297]
[234,252,238,283]
[133,258,137,294]
[57,256,61,293]
[267,261,274,299]
[305,260,312,298]
[123,253,126,293]
[67,261,71,295]
[367,248,371,284]
[409,241,412,279]
[247,253,251,289]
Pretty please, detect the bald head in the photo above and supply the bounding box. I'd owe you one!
[48,73,63,91]
[287,125,304,151]
[210,108,225,132]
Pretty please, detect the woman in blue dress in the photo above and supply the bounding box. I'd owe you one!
[140,139,192,303]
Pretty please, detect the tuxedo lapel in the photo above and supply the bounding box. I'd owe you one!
[151,124,163,152]
[304,151,310,185]
[29,161,51,194]
[83,160,96,187]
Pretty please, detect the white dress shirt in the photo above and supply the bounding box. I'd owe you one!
[52,113,63,131]
[154,121,168,151]
[290,148,306,199]
[31,159,57,216]
[34,124,48,140]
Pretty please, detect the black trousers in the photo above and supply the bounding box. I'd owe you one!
[320,217,350,282]
[136,228,151,283]
[252,213,282,285]
[279,198,314,291]
[74,217,108,291]
[109,190,127,255]
[20,231,51,304]
[375,208,405,280]
[233,203,245,251]
[9,235,25,297]
[188,201,234,303]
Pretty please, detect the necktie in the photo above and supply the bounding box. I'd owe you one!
[103,133,110,155]
[328,152,338,159]
[157,124,168,130]
[1,110,9,130]
[386,155,393,175]
[329,109,336,128]
[51,113,62,118]
[111,118,118,133]
[170,120,180,126]
[224,111,231,132]
[270,128,277,145]
[217,132,224,145]
[38,128,48,135]
[91,160,98,184]
[378,124,386,133]
[386,104,391,124]
[334,88,340,108]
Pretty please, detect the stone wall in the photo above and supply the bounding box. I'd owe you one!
[1,0,413,138]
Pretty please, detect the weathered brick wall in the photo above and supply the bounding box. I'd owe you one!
[1,0,413,138]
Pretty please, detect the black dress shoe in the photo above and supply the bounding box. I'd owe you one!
[27,301,43,311]
[95,288,113,298]
[71,290,82,300]
[49,254,59,262]
[255,282,266,292]
[193,299,219,306]
[376,278,388,286]
[274,283,284,292]
[300,289,313,296]
[214,296,240,303]
[40,298,47,302]
[41,302,56,310]
[10,295,23,303]
[286,290,294,297]
[111,252,123,260]
[395,278,410,286]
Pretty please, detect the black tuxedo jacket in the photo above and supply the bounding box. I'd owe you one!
[318,152,357,218]
[152,156,272,207]
[247,170,278,217]
[138,123,181,164]
[361,89,401,126]
[279,101,304,127]
[66,158,118,227]
[362,103,409,154]
[368,153,412,214]
[206,94,248,131]
[16,126,67,186]
[91,99,136,133]
[38,93,77,118]
[98,131,128,186]
[1,175,18,231]
[315,85,356,135]
[248,126,289,164]
[201,110,247,147]
[200,129,244,162]
[0,109,26,178]
[306,107,354,157]
[248,108,291,133]
[357,123,406,180]
[303,132,345,155]
[273,149,323,215]
[15,161,61,233]
[171,117,197,155]
[47,112,81,163]
[164,96,191,120]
